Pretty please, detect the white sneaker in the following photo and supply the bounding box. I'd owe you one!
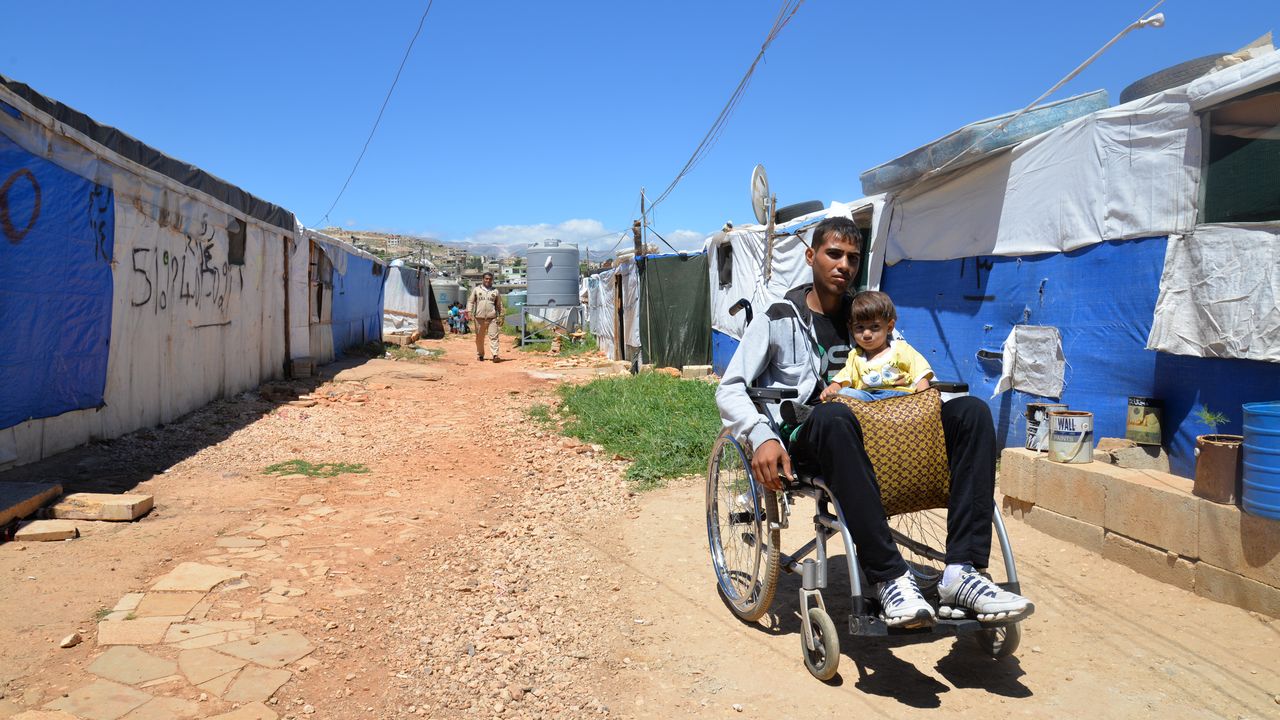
[876,571,936,629]
[938,565,1035,622]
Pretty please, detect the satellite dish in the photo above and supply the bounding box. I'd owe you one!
[750,164,771,226]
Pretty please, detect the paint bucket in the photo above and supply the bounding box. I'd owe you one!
[1025,403,1068,451]
[1125,397,1163,446]
[1048,410,1094,463]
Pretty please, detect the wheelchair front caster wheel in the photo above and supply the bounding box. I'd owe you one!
[976,621,1021,659]
[802,607,840,681]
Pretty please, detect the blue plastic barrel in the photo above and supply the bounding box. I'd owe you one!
[1242,401,1280,520]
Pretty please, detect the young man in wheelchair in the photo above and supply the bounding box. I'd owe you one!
[715,216,1034,629]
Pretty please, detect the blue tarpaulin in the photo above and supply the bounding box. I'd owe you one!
[331,254,385,354]
[882,237,1280,477]
[0,133,113,429]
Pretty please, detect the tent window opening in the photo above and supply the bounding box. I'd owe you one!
[226,218,246,266]
[1202,83,1280,224]
[372,263,383,276]
[716,243,733,286]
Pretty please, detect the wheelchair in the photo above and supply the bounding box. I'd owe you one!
[706,308,1025,681]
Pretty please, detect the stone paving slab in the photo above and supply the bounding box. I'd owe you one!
[44,679,152,720]
[0,482,62,526]
[196,670,238,697]
[14,519,78,542]
[11,711,80,720]
[216,630,313,668]
[112,594,145,613]
[96,620,173,646]
[250,525,304,539]
[86,646,177,685]
[133,592,205,618]
[48,493,153,522]
[120,696,201,719]
[163,621,256,645]
[215,537,266,549]
[178,648,247,685]
[150,563,245,592]
[222,666,292,703]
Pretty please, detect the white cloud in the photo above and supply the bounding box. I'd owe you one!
[456,219,710,255]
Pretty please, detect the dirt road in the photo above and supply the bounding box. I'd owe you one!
[1,333,1277,719]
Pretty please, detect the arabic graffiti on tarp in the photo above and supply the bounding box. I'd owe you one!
[0,132,114,429]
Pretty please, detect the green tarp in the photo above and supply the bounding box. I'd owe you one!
[639,253,711,369]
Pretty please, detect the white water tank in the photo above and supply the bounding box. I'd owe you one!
[526,240,580,307]
[433,278,462,307]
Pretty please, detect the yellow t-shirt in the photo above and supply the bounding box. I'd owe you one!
[833,339,934,392]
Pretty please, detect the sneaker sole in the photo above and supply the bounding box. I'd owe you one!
[939,602,1036,623]
[882,608,936,629]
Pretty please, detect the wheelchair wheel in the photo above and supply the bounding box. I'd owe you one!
[888,508,949,591]
[706,429,780,622]
[976,621,1021,659]
[802,607,840,681]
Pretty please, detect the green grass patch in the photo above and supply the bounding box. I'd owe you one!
[263,459,370,478]
[553,371,720,490]
[526,403,556,428]
[520,331,600,357]
[385,344,441,363]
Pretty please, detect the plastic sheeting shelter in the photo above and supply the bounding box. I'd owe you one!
[638,252,711,369]
[330,253,385,352]
[383,264,432,334]
[0,74,290,468]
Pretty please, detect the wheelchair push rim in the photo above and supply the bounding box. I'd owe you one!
[706,429,779,621]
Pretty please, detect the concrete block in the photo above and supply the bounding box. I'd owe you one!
[1023,506,1105,555]
[47,492,153,521]
[997,448,1040,503]
[1195,562,1280,618]
[1034,461,1106,526]
[1101,468,1198,559]
[0,482,62,526]
[681,365,712,379]
[385,333,413,347]
[1198,499,1280,589]
[14,519,78,542]
[1000,495,1033,521]
[1102,532,1195,591]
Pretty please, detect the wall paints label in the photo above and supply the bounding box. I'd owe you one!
[1126,396,1163,446]
[1048,410,1094,463]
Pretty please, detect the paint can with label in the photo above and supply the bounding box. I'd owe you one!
[1125,397,1163,446]
[1025,403,1068,451]
[1048,410,1094,463]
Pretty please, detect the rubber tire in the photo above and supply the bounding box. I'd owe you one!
[802,607,840,681]
[1119,54,1226,104]
[775,200,825,224]
[976,621,1021,659]
[706,430,781,623]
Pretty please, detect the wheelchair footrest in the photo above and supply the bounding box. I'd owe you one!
[848,614,996,637]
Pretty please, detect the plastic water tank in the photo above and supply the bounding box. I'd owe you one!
[526,240,580,307]
[433,278,462,307]
[1242,401,1280,520]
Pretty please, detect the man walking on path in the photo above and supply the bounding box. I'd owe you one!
[468,272,503,361]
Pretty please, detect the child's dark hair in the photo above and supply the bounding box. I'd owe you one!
[850,290,896,324]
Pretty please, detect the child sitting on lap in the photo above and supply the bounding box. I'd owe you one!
[820,290,933,402]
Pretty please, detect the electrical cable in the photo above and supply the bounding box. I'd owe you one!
[313,1,436,227]
[640,0,803,224]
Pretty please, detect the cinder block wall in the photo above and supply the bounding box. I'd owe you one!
[1000,448,1280,618]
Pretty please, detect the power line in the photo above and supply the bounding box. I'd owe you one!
[314,1,436,227]
[641,0,804,224]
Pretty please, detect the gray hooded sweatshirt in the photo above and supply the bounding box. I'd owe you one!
[715,285,830,451]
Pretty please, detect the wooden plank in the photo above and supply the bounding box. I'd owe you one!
[47,492,154,522]
[0,482,63,526]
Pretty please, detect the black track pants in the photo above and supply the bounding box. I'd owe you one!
[788,396,997,585]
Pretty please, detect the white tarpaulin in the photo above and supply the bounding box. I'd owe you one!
[883,88,1204,263]
[1188,48,1280,111]
[993,325,1066,398]
[383,264,428,333]
[1148,226,1280,363]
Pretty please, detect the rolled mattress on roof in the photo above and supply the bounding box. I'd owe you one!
[859,90,1110,196]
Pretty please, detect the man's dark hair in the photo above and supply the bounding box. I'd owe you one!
[811,216,862,250]
[850,290,897,324]
[482,272,493,279]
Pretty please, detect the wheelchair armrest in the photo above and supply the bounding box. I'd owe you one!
[930,380,969,393]
[746,387,799,402]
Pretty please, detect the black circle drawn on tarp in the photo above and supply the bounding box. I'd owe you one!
[1,168,42,244]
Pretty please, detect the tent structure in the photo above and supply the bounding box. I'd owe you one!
[705,47,1280,478]
[0,74,386,469]
[383,262,437,336]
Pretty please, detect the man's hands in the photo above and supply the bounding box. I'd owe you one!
[750,439,793,492]
[819,381,843,403]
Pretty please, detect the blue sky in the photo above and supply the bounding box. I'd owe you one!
[1,1,1275,252]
